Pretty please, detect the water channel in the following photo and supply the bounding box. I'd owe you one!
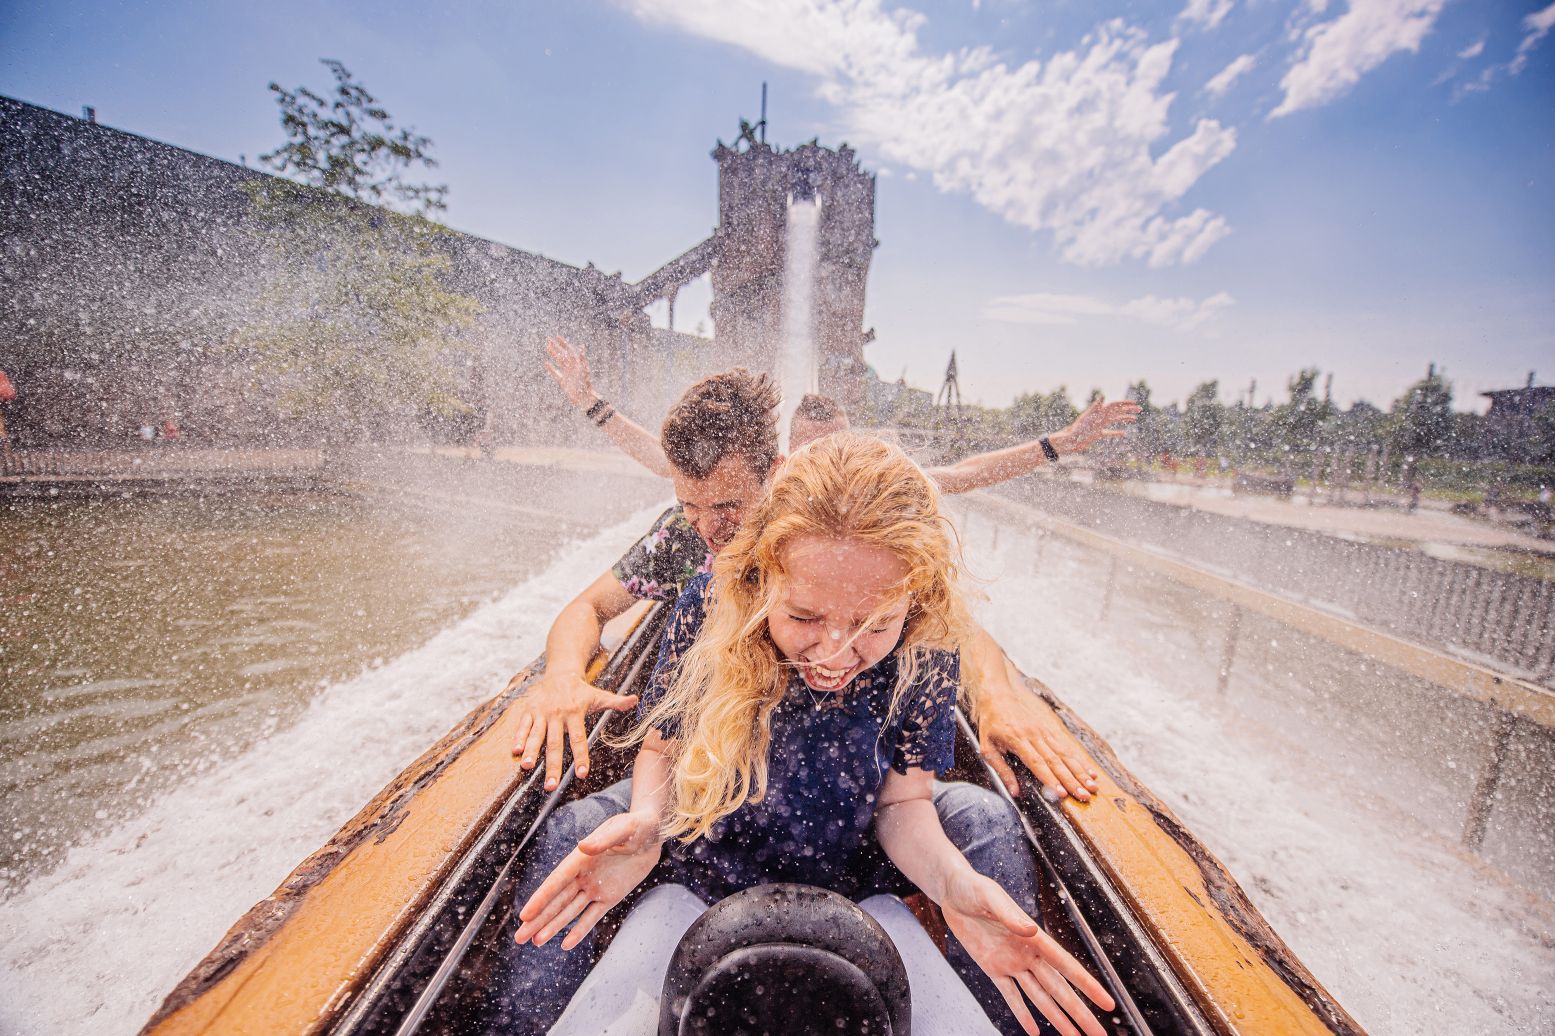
[1,464,1552,1035]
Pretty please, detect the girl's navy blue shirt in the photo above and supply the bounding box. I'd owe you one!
[638,572,959,901]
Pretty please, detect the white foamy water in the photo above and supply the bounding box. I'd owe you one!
[955,496,1555,1036]
[0,504,667,1036]
[776,195,820,453]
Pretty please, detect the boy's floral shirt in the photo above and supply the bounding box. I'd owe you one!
[610,505,713,602]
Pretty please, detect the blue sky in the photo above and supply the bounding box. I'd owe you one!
[2,0,1551,411]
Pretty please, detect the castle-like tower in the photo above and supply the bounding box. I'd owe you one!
[709,140,876,411]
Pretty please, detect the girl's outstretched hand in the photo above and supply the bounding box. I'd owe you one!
[940,868,1116,1036]
[514,810,662,951]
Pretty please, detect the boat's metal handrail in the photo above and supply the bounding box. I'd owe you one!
[390,622,664,1036]
[325,601,667,1036]
[955,709,1179,1036]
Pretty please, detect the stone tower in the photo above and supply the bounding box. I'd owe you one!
[709,140,876,412]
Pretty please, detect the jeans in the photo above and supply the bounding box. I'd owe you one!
[498,779,1040,1036]
[499,779,637,1034]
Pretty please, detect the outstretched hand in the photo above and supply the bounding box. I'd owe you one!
[508,668,639,791]
[514,811,663,951]
[940,869,1115,1036]
[543,335,597,409]
[978,659,1099,802]
[1054,398,1141,455]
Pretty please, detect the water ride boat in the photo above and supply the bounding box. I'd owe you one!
[141,600,1364,1035]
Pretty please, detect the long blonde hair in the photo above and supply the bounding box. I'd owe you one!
[635,432,972,842]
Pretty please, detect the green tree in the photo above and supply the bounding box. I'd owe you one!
[237,60,480,440]
[1009,386,1078,438]
[1008,392,1044,438]
[1044,386,1079,429]
[1389,364,1454,458]
[1125,380,1163,454]
[261,59,448,216]
[1333,400,1385,454]
[1274,367,1331,452]
[1182,380,1224,455]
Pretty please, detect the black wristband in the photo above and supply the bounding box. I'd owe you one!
[1040,436,1060,463]
[593,406,615,427]
[584,398,609,421]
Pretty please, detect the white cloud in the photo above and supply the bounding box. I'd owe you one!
[1453,3,1554,96]
[984,290,1234,330]
[1205,53,1258,95]
[623,2,1236,267]
[1457,39,1485,61]
[1510,1,1555,75]
[1271,0,1446,118]
[1179,0,1235,31]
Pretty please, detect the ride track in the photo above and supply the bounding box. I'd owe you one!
[141,598,1363,1035]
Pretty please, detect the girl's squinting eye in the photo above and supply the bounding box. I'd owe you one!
[787,614,818,624]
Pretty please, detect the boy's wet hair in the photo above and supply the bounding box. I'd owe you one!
[794,393,846,423]
[661,369,780,479]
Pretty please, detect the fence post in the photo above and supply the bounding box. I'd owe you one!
[1217,604,1243,695]
[1099,555,1119,622]
[1462,708,1516,852]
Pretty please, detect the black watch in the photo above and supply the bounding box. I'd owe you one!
[1039,436,1060,463]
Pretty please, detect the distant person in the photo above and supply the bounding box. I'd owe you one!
[1408,477,1422,513]
[160,416,181,441]
[789,390,850,445]
[0,368,14,460]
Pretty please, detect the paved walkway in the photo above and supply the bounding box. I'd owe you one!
[415,445,659,479]
[0,445,658,483]
[1096,474,1554,556]
[0,447,326,481]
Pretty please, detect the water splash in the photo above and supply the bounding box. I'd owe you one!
[777,195,821,454]
[0,503,669,1036]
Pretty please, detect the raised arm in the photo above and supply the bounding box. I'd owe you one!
[544,335,674,479]
[874,767,1115,1036]
[515,732,672,950]
[924,398,1141,494]
[508,570,640,790]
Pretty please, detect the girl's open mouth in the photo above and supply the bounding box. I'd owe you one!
[798,661,856,692]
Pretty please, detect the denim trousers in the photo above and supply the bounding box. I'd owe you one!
[497,779,1041,1036]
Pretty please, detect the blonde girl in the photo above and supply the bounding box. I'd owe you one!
[514,434,1114,1036]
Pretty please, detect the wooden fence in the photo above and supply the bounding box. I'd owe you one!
[994,478,1555,686]
[968,489,1554,861]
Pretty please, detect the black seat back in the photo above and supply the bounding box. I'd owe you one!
[659,883,910,1036]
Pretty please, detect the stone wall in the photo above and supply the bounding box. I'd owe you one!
[0,96,709,449]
